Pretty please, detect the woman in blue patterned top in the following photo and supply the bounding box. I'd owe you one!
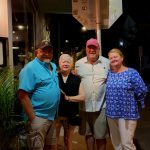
[105,48,147,150]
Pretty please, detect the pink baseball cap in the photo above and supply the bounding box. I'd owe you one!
[86,38,99,48]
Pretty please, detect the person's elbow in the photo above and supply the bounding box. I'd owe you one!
[80,94,85,101]
[18,89,29,102]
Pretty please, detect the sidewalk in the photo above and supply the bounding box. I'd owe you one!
[134,92,150,150]
[58,93,150,150]
[58,127,114,150]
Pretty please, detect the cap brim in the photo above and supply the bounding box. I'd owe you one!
[86,44,98,47]
[40,44,53,50]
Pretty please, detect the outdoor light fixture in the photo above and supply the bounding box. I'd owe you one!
[65,40,69,43]
[81,26,87,32]
[17,25,25,30]
[12,46,19,50]
[119,39,124,47]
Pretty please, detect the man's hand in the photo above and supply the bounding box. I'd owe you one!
[71,69,78,76]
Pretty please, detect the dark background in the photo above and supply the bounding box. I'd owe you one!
[12,0,150,83]
[46,0,150,83]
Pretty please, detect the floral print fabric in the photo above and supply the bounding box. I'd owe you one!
[105,68,147,120]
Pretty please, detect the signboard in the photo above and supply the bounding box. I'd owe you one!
[72,0,122,30]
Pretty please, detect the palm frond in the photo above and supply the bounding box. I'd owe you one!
[0,68,16,122]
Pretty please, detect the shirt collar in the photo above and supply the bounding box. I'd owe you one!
[35,57,51,68]
[84,56,102,64]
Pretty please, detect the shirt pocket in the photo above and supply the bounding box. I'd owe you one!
[35,77,52,89]
[94,67,108,79]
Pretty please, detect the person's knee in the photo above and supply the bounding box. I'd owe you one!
[96,138,106,144]
[85,135,95,143]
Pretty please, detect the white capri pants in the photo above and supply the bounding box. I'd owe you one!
[107,117,137,150]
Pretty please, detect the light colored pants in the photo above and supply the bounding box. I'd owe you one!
[107,117,137,150]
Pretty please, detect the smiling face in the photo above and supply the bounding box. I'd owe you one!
[108,48,124,68]
[59,54,73,73]
[36,47,53,63]
[86,45,99,64]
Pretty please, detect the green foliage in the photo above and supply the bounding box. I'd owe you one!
[0,67,21,149]
[0,67,16,129]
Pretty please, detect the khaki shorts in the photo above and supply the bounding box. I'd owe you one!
[26,116,56,150]
[79,109,109,139]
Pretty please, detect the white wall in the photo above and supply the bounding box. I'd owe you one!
[0,0,8,37]
[0,0,13,67]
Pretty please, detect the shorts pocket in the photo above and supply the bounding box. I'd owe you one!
[27,130,43,149]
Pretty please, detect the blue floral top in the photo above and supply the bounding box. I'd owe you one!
[105,68,147,120]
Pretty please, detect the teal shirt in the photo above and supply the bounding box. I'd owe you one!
[19,57,60,120]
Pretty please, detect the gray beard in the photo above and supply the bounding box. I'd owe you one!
[43,59,51,63]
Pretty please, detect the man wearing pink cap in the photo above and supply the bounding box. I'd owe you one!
[75,38,110,150]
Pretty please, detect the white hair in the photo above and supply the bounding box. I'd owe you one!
[59,54,73,63]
